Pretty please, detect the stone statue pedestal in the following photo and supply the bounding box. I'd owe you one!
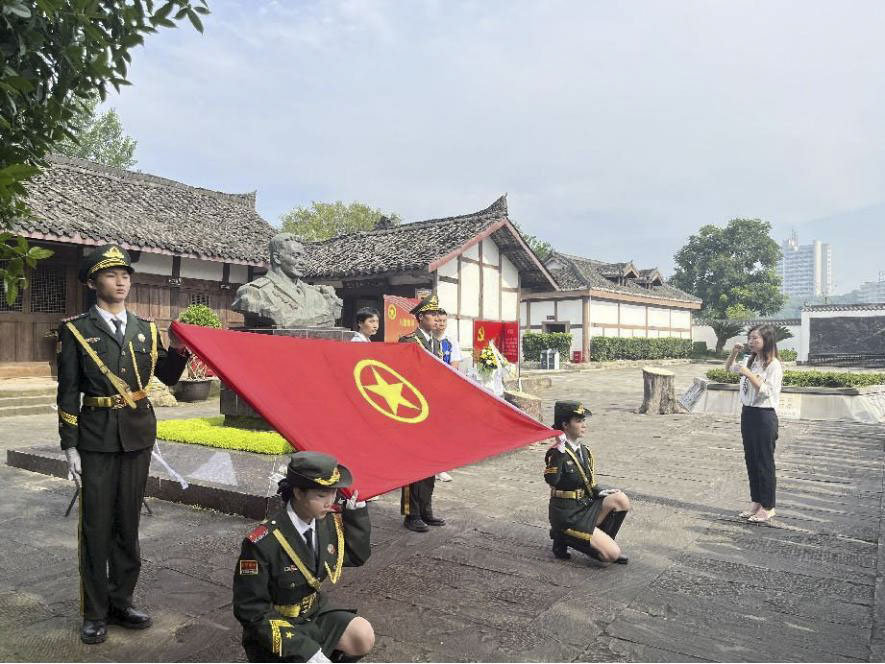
[220,326,356,430]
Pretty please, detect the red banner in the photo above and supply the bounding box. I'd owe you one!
[473,320,520,363]
[170,323,555,498]
[383,295,419,343]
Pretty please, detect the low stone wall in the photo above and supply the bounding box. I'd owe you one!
[683,379,885,424]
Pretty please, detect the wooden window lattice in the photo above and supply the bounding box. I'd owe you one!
[189,293,210,307]
[29,264,67,313]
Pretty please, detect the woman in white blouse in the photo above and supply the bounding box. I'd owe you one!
[351,307,380,343]
[725,324,784,523]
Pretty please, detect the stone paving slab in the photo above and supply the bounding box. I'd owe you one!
[0,364,882,662]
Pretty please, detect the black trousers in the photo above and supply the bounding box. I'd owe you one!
[79,446,152,619]
[400,476,435,519]
[740,406,779,509]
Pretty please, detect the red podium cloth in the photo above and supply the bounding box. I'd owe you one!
[171,323,556,498]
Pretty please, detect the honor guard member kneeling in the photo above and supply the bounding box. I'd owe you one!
[57,244,190,644]
[397,293,446,532]
[233,452,374,663]
[545,401,631,565]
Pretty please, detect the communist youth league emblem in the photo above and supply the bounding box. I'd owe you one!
[353,359,429,424]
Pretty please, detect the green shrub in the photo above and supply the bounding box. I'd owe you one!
[705,368,885,388]
[522,332,573,361]
[178,303,222,328]
[692,341,708,356]
[589,336,692,361]
[780,349,797,362]
[156,416,291,455]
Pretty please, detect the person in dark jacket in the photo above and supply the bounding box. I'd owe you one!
[233,452,374,663]
[57,244,190,644]
[544,401,631,565]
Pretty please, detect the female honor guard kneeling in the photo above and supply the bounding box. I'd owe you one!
[545,401,631,565]
[233,452,375,662]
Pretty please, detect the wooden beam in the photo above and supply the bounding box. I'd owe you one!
[582,296,590,361]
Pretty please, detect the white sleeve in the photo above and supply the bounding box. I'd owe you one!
[450,338,463,362]
[757,359,783,397]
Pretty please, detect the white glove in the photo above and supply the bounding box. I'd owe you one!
[345,490,366,510]
[598,488,620,497]
[307,648,331,663]
[64,448,82,488]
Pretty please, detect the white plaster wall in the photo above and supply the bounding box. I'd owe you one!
[501,291,519,321]
[557,299,583,325]
[519,301,528,325]
[180,257,223,281]
[482,237,500,266]
[438,281,458,313]
[229,264,249,284]
[463,242,479,261]
[648,307,670,327]
[570,328,583,353]
[672,310,691,330]
[501,255,519,289]
[459,262,480,317]
[530,300,555,323]
[590,326,605,337]
[133,252,173,276]
[603,327,619,336]
[692,324,800,352]
[481,265,500,319]
[620,303,645,326]
[647,329,660,338]
[591,300,619,325]
[437,259,458,279]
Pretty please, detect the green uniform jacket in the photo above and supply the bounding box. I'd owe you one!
[56,306,188,452]
[233,504,371,661]
[399,329,441,357]
[544,441,606,536]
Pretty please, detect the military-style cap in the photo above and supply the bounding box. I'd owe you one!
[553,400,591,427]
[410,293,444,316]
[79,244,134,283]
[286,451,353,490]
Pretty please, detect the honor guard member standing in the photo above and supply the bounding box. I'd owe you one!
[233,452,374,663]
[545,401,632,565]
[397,293,446,532]
[57,244,190,644]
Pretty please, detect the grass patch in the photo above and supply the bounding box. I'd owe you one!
[156,416,291,455]
[706,368,885,388]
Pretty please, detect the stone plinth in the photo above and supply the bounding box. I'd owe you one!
[221,326,356,429]
[504,389,543,422]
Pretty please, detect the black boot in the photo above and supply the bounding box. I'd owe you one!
[599,511,629,563]
[552,537,571,560]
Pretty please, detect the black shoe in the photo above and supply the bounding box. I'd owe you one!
[421,514,446,526]
[615,554,629,564]
[80,619,108,644]
[552,540,571,560]
[108,605,153,630]
[404,517,429,533]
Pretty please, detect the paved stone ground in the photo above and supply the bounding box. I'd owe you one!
[0,364,883,662]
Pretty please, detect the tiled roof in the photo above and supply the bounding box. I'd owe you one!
[15,155,276,264]
[301,196,558,290]
[545,251,702,305]
[803,303,885,312]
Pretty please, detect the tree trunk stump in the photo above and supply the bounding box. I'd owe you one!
[638,366,680,414]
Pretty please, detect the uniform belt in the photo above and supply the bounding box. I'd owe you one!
[551,488,587,499]
[274,592,318,618]
[83,390,149,409]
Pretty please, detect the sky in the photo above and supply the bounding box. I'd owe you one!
[103,0,885,292]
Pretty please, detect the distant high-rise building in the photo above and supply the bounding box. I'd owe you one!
[856,272,885,303]
[776,231,833,299]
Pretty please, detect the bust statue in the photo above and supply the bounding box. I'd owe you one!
[232,233,343,328]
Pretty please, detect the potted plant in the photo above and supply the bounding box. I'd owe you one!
[174,303,221,402]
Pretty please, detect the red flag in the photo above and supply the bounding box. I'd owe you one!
[170,323,556,498]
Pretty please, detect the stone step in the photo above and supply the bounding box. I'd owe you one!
[0,394,56,408]
[0,403,56,418]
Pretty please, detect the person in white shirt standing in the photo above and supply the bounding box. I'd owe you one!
[350,307,379,343]
[725,324,784,523]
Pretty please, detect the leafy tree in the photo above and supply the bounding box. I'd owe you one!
[772,324,793,342]
[709,320,746,353]
[54,93,137,168]
[672,218,786,351]
[0,0,209,303]
[509,221,552,261]
[281,201,401,242]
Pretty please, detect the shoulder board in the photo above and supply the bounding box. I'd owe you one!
[549,440,565,453]
[61,313,88,323]
[135,314,155,323]
[246,524,270,543]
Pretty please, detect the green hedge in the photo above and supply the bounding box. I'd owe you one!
[706,368,885,388]
[156,416,291,455]
[590,336,692,361]
[522,332,573,361]
[780,349,797,361]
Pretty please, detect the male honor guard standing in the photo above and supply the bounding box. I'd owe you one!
[57,244,190,644]
[397,293,447,532]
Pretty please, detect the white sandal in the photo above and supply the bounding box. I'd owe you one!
[748,508,776,523]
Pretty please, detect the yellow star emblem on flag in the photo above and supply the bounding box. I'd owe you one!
[353,359,429,423]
